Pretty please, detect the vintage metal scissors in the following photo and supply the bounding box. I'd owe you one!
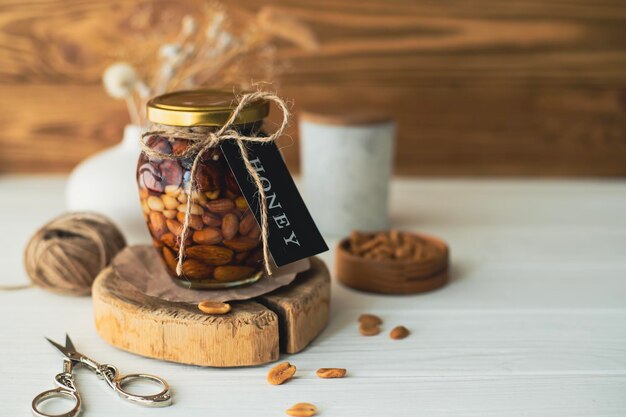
[32,334,172,417]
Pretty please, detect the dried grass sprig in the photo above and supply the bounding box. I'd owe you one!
[102,3,316,125]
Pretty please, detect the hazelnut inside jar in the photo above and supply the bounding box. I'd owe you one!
[137,90,268,289]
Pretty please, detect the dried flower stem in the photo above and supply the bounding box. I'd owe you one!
[104,4,317,124]
[170,47,243,90]
[125,95,141,126]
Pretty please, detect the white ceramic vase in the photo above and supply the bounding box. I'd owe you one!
[66,124,151,244]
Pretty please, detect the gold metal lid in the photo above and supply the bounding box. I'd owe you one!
[147,90,269,126]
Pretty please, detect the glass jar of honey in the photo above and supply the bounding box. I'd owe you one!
[137,90,267,289]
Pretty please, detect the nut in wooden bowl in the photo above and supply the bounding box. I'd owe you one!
[336,230,449,295]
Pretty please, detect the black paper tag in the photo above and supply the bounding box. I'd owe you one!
[221,140,328,266]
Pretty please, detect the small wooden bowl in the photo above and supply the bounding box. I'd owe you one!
[336,233,449,295]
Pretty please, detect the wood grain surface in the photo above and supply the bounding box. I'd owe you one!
[93,267,280,367]
[1,0,625,175]
[258,257,331,353]
[92,245,330,366]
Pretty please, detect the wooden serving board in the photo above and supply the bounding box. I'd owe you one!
[92,247,330,367]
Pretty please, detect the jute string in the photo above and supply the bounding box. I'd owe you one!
[22,212,126,295]
[141,91,290,277]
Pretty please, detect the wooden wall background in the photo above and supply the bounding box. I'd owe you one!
[1,0,625,176]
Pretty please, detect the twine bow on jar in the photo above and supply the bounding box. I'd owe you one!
[140,91,290,277]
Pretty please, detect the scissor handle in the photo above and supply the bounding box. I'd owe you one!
[100,365,172,407]
[31,387,81,417]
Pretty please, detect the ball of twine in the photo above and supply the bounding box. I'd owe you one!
[24,213,126,296]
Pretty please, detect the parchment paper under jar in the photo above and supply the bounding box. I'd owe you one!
[299,113,395,237]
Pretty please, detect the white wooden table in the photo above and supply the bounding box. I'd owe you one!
[1,176,625,417]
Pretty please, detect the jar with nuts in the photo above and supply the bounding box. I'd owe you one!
[137,90,266,289]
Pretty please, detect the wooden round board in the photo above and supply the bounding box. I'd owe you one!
[92,245,330,367]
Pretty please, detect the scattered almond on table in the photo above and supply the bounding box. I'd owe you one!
[358,313,382,327]
[316,368,347,378]
[349,230,439,261]
[197,300,231,315]
[359,323,381,336]
[358,313,382,336]
[390,325,410,340]
[267,361,297,385]
[286,402,317,417]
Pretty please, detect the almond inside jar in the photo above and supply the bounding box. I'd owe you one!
[138,122,266,289]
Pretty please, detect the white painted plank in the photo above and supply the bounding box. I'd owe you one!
[8,373,626,417]
[1,288,625,416]
[3,289,625,376]
[1,176,626,416]
[324,262,626,310]
[390,179,626,229]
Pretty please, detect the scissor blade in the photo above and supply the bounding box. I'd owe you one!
[65,334,77,353]
[45,337,73,358]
